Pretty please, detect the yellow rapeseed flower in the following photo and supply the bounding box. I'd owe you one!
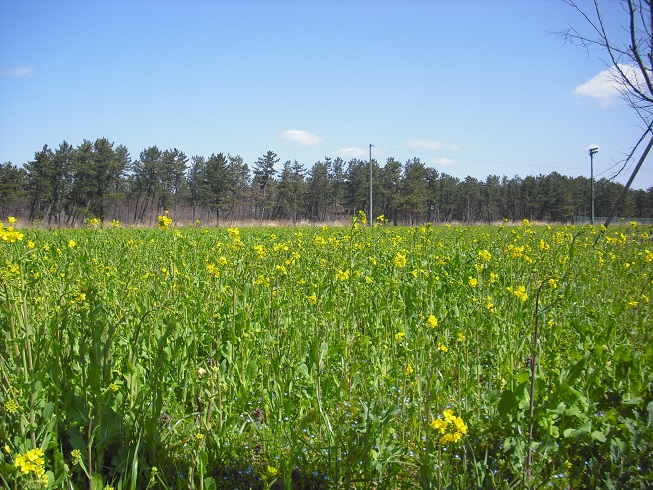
[427,315,438,328]
[158,211,173,230]
[336,269,350,281]
[431,409,467,445]
[430,418,447,432]
[14,448,45,477]
[507,285,528,302]
[3,399,19,414]
[393,252,407,268]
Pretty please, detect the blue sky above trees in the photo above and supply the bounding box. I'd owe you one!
[0,0,651,189]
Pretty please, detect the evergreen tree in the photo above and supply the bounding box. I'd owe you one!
[202,152,232,224]
[227,154,250,221]
[131,146,163,223]
[24,144,54,221]
[187,155,206,222]
[400,158,429,224]
[160,148,189,214]
[330,157,345,220]
[0,162,27,217]
[253,150,279,220]
[343,159,369,217]
[306,161,331,221]
[380,157,402,225]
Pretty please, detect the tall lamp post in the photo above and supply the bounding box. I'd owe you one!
[589,147,599,225]
[369,144,373,225]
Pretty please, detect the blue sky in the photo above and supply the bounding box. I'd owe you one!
[1,0,651,189]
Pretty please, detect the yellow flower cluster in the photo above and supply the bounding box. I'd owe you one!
[0,217,24,243]
[254,244,266,258]
[71,449,82,465]
[158,211,173,230]
[427,315,438,328]
[430,409,467,444]
[254,275,270,287]
[507,285,528,302]
[506,244,525,259]
[14,448,46,478]
[4,399,20,414]
[393,252,407,268]
[354,210,367,225]
[336,269,350,281]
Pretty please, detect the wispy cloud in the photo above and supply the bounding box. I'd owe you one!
[281,129,323,146]
[0,65,35,78]
[573,64,642,105]
[433,157,456,166]
[408,139,459,151]
[334,147,367,158]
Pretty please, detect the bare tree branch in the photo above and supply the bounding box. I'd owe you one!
[557,0,652,226]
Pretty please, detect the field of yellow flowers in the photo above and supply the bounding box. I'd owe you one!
[1,215,652,489]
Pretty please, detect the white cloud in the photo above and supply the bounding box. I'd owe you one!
[408,139,459,151]
[334,147,367,158]
[0,65,35,77]
[281,129,323,146]
[433,157,456,166]
[573,64,643,105]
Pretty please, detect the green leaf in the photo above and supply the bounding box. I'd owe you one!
[591,430,607,442]
[563,421,591,438]
[91,474,104,490]
[203,476,217,490]
[297,362,310,380]
[498,389,519,421]
[622,396,643,406]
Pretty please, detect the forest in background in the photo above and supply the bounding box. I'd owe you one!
[1,138,652,226]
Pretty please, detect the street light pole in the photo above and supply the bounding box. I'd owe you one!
[369,144,373,225]
[589,147,599,225]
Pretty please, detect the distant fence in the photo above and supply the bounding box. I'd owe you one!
[574,216,653,225]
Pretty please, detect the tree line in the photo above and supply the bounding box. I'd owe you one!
[1,138,651,226]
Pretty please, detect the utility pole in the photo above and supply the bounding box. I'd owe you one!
[369,144,373,225]
[589,147,598,225]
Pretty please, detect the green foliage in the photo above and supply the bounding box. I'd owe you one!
[0,220,652,488]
